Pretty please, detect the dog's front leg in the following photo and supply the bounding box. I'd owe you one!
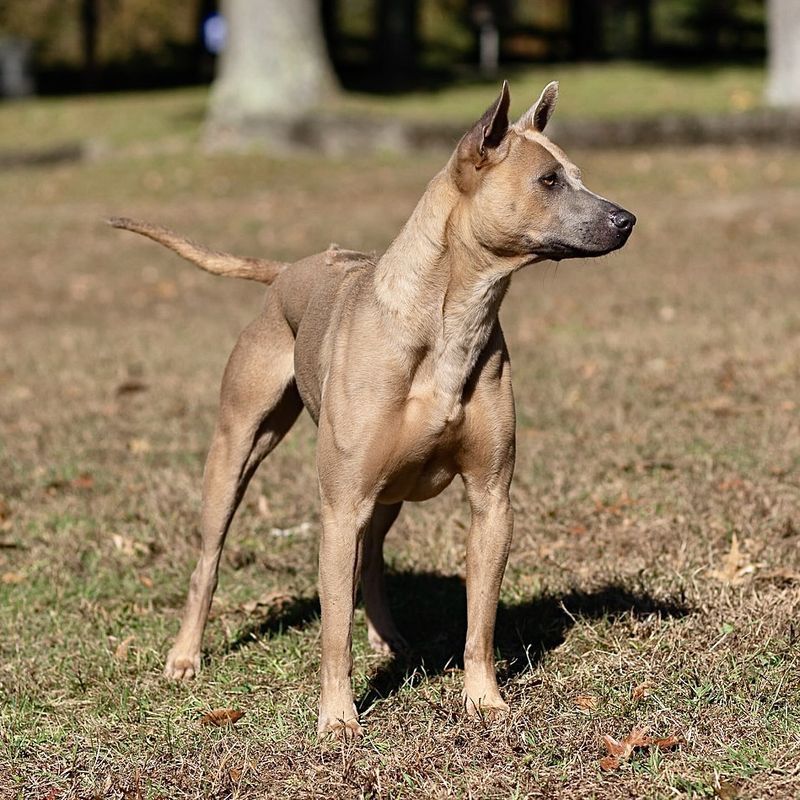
[462,477,514,717]
[316,497,372,739]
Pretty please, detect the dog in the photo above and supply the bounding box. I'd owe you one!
[110,81,635,738]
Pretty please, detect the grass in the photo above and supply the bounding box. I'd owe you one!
[1,85,799,798]
[334,63,766,122]
[0,62,766,152]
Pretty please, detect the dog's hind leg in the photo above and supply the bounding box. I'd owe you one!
[361,502,408,656]
[165,301,302,680]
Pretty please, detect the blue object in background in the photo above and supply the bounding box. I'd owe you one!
[203,13,227,55]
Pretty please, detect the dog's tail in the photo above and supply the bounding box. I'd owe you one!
[107,216,287,285]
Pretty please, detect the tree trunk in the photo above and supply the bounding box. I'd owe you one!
[208,0,337,126]
[767,0,800,107]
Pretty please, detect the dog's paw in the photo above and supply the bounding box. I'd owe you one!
[462,691,510,719]
[368,627,410,657]
[317,715,363,741]
[164,650,200,681]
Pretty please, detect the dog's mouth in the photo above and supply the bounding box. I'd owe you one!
[550,238,629,260]
[538,226,634,262]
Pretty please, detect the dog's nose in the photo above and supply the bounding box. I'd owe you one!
[610,209,636,231]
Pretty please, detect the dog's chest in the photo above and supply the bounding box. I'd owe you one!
[377,397,465,504]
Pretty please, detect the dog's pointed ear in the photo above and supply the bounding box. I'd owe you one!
[516,80,559,133]
[457,80,510,166]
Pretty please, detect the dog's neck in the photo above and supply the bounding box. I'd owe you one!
[374,169,512,404]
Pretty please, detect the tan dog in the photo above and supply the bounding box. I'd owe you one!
[111,81,635,738]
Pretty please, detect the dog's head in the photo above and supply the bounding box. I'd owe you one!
[450,81,635,266]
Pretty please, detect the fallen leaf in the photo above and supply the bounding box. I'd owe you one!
[111,534,149,557]
[229,767,242,782]
[574,694,598,712]
[599,727,680,770]
[709,533,756,584]
[1,571,24,584]
[46,474,94,493]
[568,523,588,536]
[0,498,10,521]
[114,635,135,661]
[200,708,244,727]
[127,438,151,454]
[138,574,153,589]
[116,380,148,396]
[71,473,94,489]
[593,492,633,516]
[649,735,680,749]
[632,681,654,701]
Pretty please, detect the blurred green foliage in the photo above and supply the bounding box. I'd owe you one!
[0,0,767,94]
[0,0,197,66]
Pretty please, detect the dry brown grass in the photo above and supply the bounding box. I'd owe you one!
[1,102,799,798]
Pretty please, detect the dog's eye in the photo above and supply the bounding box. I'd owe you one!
[540,173,558,188]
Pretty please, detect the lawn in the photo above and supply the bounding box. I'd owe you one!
[0,82,799,799]
[0,63,766,153]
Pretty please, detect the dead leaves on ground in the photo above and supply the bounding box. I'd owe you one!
[631,681,654,702]
[709,533,757,585]
[200,708,244,727]
[573,689,680,772]
[115,379,148,396]
[127,438,152,454]
[708,532,800,586]
[111,533,150,557]
[574,695,598,712]
[45,473,94,494]
[599,726,681,771]
[113,635,135,662]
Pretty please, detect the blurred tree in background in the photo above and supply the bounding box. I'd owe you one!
[208,0,337,127]
[0,0,771,95]
[766,0,800,106]
[0,0,203,90]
